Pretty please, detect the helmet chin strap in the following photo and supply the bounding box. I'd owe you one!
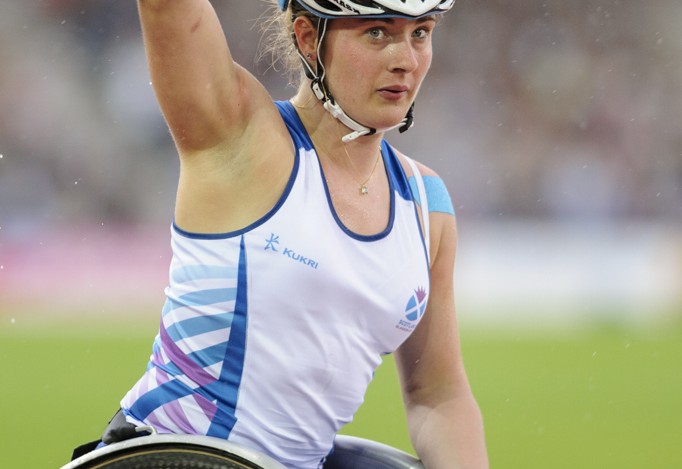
[297,18,415,143]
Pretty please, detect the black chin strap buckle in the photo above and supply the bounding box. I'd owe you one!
[399,103,415,134]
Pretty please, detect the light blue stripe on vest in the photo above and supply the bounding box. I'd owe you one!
[165,313,234,343]
[172,265,238,284]
[408,175,455,215]
[163,288,238,316]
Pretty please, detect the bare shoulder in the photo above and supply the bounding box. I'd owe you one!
[391,147,439,178]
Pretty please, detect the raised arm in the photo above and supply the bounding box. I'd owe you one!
[395,178,489,468]
[137,0,269,153]
[137,1,293,233]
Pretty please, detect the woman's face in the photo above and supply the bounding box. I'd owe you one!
[321,16,436,131]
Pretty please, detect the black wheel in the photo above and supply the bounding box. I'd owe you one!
[80,443,264,469]
[324,435,425,469]
[62,435,287,469]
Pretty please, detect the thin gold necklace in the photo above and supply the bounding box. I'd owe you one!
[332,119,382,195]
[340,142,382,195]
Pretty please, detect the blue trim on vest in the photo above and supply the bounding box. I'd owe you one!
[383,141,413,203]
[207,235,249,438]
[323,140,398,242]
[275,101,315,152]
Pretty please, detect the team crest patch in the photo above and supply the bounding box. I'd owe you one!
[396,287,428,332]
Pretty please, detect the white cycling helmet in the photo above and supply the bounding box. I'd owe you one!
[278,0,455,18]
[278,0,455,141]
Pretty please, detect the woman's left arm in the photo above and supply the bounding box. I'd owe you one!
[395,208,489,469]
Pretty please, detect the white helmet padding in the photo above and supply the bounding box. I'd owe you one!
[279,0,454,18]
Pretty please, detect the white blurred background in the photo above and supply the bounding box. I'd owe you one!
[1,0,680,328]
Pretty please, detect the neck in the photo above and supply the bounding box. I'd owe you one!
[290,89,383,156]
[291,91,385,195]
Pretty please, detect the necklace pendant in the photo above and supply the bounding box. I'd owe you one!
[360,185,369,195]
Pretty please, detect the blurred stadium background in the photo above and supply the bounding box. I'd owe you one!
[1,1,680,468]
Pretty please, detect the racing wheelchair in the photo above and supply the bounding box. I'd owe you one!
[62,428,425,469]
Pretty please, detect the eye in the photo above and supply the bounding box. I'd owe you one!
[367,27,386,40]
[413,27,430,39]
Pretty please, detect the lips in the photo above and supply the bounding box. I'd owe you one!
[377,85,409,100]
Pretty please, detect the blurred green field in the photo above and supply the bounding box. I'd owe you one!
[1,314,681,468]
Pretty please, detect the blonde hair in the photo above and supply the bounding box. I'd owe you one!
[258,0,319,87]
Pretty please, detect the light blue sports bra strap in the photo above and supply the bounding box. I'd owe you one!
[405,156,430,260]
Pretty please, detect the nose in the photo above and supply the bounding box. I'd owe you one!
[388,38,420,73]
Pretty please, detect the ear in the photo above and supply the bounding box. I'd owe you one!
[292,16,318,62]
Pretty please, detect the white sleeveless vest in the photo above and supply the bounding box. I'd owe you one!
[120,101,430,468]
